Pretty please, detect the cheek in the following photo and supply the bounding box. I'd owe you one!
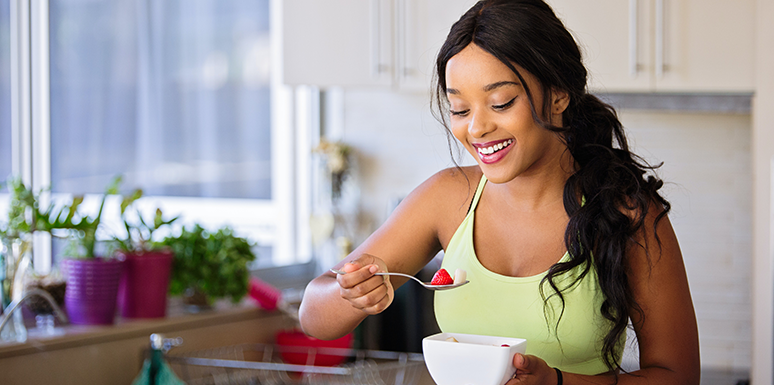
[449,120,469,143]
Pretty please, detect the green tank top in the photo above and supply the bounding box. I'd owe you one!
[434,175,622,375]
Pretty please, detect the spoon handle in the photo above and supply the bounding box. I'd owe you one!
[329,268,468,291]
[374,271,427,285]
[330,269,424,284]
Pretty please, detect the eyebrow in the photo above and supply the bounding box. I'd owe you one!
[446,81,521,95]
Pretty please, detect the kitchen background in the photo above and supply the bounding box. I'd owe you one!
[0,0,772,384]
[284,0,768,382]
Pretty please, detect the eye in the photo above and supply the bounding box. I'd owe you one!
[493,97,516,111]
[449,108,469,117]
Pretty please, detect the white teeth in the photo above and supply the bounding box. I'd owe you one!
[477,139,513,156]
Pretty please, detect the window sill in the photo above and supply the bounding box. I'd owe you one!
[0,297,289,359]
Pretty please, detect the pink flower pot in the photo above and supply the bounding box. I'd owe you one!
[63,258,125,325]
[117,250,174,319]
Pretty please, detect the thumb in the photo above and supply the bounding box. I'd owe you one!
[513,353,531,372]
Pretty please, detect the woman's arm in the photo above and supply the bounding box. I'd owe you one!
[298,168,473,340]
[616,210,701,383]
[509,208,701,384]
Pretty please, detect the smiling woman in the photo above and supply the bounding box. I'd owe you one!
[299,1,700,384]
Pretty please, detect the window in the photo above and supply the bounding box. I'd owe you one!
[5,0,308,270]
[49,0,272,198]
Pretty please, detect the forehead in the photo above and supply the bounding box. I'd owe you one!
[445,44,536,93]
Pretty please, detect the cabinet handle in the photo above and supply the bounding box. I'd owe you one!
[655,0,665,77]
[370,0,386,77]
[629,0,638,77]
[398,0,414,79]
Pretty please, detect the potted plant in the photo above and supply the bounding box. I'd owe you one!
[160,224,256,312]
[0,177,89,339]
[112,191,178,319]
[58,176,128,325]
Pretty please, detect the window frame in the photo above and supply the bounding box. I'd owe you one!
[4,0,311,271]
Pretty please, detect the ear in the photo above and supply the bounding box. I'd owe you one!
[551,88,570,115]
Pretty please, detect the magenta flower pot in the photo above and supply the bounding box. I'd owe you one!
[63,258,125,325]
[117,250,174,319]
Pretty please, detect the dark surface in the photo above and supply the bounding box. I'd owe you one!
[700,368,749,385]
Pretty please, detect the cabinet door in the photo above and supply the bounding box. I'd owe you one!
[397,0,477,92]
[282,0,393,87]
[655,0,755,92]
[548,0,653,92]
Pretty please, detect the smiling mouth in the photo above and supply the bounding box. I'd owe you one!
[476,139,514,156]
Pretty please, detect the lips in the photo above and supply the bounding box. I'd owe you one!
[473,139,514,164]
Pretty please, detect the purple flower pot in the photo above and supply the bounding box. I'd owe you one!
[117,250,174,319]
[63,258,124,325]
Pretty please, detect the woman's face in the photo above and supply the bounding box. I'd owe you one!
[445,44,569,184]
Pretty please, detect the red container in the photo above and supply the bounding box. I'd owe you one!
[117,249,174,319]
[275,329,354,367]
[63,258,125,325]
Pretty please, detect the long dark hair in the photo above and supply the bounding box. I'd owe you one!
[432,0,670,373]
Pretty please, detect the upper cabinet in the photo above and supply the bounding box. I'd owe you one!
[282,0,477,90]
[548,0,755,93]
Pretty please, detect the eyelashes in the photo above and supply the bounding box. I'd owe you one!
[493,97,516,110]
[449,97,517,117]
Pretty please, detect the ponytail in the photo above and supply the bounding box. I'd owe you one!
[542,92,670,371]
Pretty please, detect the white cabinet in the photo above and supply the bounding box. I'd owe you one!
[282,0,476,90]
[548,0,755,93]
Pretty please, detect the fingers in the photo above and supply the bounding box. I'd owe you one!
[335,260,392,315]
[341,278,391,314]
[509,354,556,384]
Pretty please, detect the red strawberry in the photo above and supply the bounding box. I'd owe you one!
[431,269,454,285]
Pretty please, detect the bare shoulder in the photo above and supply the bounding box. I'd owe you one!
[350,166,483,273]
[401,166,482,245]
[411,166,481,213]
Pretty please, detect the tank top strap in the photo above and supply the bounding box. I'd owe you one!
[468,174,488,214]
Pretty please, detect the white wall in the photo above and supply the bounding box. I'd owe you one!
[336,88,753,371]
[623,111,752,369]
[751,0,774,382]
[339,89,474,230]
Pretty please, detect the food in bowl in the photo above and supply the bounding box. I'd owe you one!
[423,332,527,385]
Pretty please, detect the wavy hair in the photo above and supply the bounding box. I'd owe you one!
[431,0,670,373]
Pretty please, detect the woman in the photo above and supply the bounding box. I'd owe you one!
[298,0,700,383]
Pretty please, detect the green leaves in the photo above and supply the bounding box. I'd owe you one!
[116,196,179,254]
[1,175,153,259]
[160,225,256,303]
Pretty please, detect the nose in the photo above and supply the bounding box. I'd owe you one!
[467,109,495,139]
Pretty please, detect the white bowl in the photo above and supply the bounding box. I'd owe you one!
[422,332,527,385]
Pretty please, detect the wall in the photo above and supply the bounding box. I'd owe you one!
[752,0,774,383]
[623,111,752,369]
[336,88,753,372]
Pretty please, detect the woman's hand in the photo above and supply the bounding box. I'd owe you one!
[505,354,558,385]
[336,254,394,315]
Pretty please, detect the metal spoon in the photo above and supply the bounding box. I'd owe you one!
[330,269,469,291]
